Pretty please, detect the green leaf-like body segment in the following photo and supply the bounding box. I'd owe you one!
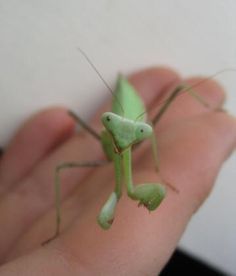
[112,75,146,121]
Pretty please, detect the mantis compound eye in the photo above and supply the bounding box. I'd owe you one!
[106,116,111,122]
[135,123,152,142]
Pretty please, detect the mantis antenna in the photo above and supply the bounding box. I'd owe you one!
[77,46,124,115]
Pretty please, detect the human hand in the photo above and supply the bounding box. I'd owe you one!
[0,68,235,275]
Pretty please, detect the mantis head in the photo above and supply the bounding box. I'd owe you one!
[101,112,153,152]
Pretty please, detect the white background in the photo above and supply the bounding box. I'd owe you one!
[0,0,235,274]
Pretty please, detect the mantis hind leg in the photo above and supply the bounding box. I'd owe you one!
[42,160,107,245]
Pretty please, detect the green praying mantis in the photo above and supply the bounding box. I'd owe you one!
[44,53,214,244]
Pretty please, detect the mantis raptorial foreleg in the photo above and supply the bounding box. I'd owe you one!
[123,148,165,210]
[97,152,122,229]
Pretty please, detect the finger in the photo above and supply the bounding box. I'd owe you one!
[0,108,74,259]
[151,77,226,132]
[0,108,75,195]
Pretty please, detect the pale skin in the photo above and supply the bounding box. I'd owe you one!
[0,67,235,275]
